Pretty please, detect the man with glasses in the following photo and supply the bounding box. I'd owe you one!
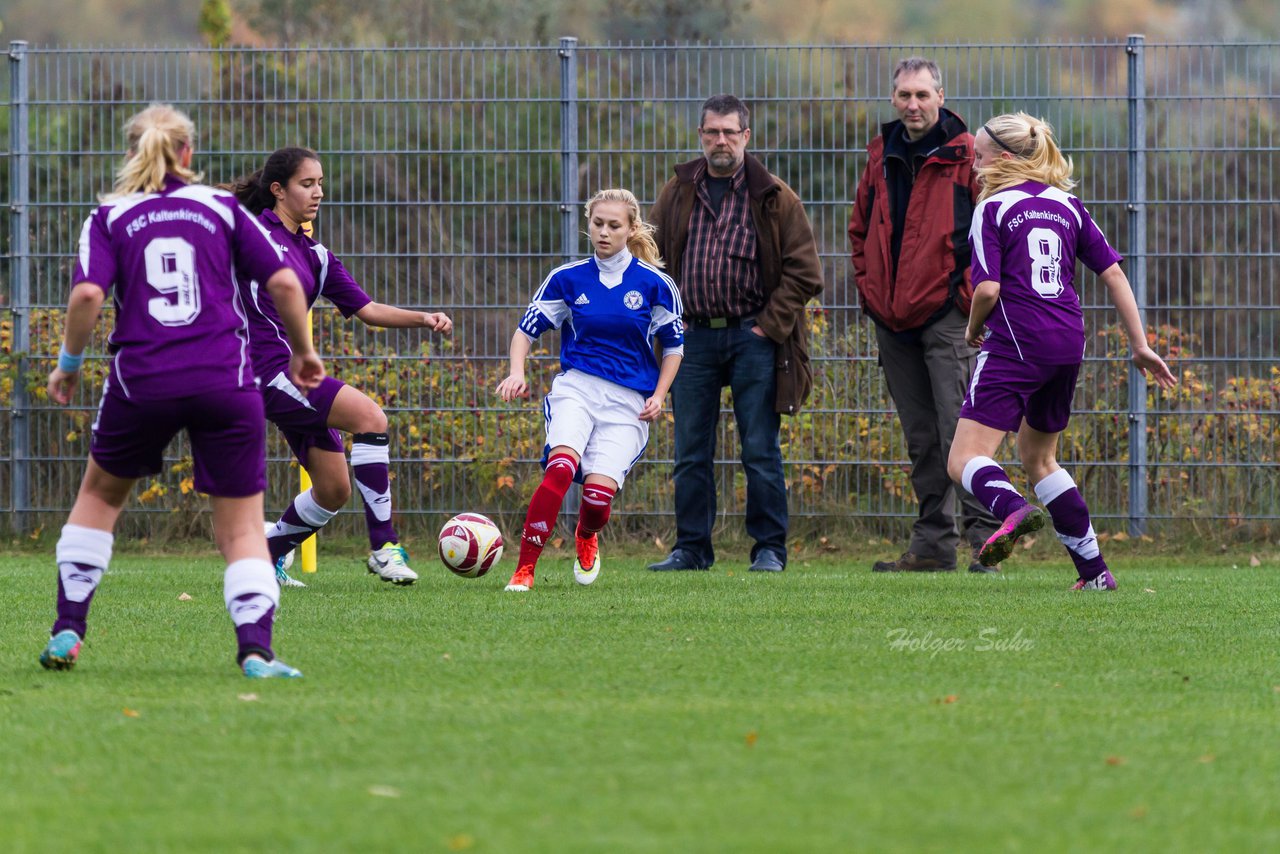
[648,93,824,573]
[848,57,999,574]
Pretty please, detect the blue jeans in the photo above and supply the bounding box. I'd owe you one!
[670,322,788,566]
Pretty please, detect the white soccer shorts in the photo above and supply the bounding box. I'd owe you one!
[543,369,649,487]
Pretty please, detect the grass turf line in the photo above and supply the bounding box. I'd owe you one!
[2,551,1277,852]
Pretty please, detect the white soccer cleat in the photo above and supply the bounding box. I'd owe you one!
[368,542,419,586]
[573,534,601,586]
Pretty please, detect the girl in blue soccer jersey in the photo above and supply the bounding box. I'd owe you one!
[41,104,323,678]
[496,188,685,591]
[229,148,453,589]
[945,112,1176,591]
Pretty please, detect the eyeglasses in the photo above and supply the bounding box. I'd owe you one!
[700,127,746,140]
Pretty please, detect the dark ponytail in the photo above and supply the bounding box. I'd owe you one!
[229,146,319,215]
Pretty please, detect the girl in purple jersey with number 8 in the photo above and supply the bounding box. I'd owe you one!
[946,112,1176,591]
[41,104,324,678]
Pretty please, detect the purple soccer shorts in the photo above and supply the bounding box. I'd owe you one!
[959,350,1081,434]
[259,371,347,463]
[91,384,267,497]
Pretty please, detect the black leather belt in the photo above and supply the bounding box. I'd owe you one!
[687,316,755,329]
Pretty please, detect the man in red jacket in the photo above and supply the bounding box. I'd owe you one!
[848,57,999,573]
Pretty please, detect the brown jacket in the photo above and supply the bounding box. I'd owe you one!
[651,153,824,414]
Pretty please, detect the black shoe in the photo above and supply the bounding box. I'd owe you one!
[748,550,785,572]
[647,549,710,571]
[871,552,956,573]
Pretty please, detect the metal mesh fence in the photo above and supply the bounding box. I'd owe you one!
[3,39,1278,543]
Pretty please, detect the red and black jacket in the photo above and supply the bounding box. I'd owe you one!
[848,108,980,334]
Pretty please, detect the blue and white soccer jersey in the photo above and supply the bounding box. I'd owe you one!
[520,247,684,486]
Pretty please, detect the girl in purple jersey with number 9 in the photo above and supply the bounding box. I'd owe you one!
[946,112,1177,591]
[230,148,453,589]
[41,104,323,678]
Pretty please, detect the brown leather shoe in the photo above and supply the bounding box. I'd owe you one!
[871,551,955,573]
[968,544,1000,574]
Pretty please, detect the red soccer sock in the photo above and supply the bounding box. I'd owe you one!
[517,453,578,569]
[576,482,616,538]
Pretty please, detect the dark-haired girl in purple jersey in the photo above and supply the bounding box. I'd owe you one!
[946,112,1176,591]
[41,104,324,677]
[230,148,453,588]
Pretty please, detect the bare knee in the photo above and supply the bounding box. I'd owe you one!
[311,475,352,510]
[1020,454,1058,486]
[354,407,388,435]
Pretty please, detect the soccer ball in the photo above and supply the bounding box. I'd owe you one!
[438,513,504,578]
[265,521,295,571]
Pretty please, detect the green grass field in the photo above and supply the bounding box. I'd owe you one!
[3,544,1278,852]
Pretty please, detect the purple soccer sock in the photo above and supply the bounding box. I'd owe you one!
[53,562,103,638]
[268,488,336,562]
[352,432,397,549]
[1034,469,1108,580]
[962,456,1030,523]
[229,595,276,664]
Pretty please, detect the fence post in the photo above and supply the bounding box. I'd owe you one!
[1126,34,1148,536]
[559,36,579,263]
[8,40,32,535]
[557,37,582,526]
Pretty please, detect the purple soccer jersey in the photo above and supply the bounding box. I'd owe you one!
[240,209,373,382]
[74,176,289,398]
[968,180,1122,365]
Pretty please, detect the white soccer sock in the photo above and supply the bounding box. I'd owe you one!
[228,593,275,626]
[224,558,280,611]
[961,455,1004,495]
[294,487,339,528]
[1033,468,1077,506]
[55,524,114,602]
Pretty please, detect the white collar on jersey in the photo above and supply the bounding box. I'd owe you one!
[594,246,633,288]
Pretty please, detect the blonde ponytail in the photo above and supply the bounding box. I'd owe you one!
[105,103,202,199]
[976,112,1075,201]
[584,188,665,268]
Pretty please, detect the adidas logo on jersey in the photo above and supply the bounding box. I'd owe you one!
[575,293,590,305]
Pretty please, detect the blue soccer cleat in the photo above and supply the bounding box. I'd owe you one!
[242,657,303,679]
[275,554,306,589]
[40,629,83,671]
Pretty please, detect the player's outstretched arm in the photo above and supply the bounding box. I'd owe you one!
[47,282,106,405]
[495,330,533,401]
[355,302,453,334]
[1099,263,1177,389]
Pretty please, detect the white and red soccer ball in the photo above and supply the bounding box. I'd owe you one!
[438,513,504,578]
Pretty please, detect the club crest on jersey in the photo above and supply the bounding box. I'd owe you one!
[623,290,643,310]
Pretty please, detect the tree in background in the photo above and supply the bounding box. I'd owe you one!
[199,0,233,48]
